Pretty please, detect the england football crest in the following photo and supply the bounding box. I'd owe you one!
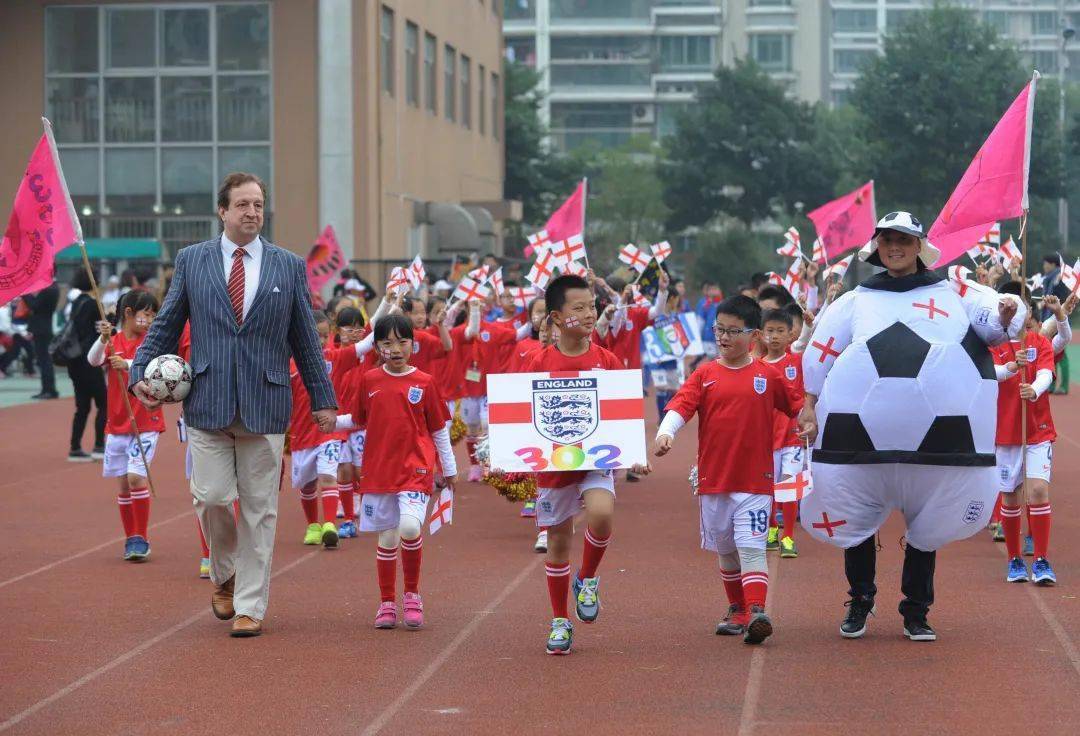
[408,386,423,404]
[963,500,985,525]
[784,365,797,381]
[480,331,491,342]
[531,376,600,444]
[413,340,421,353]
[753,375,767,395]
[324,360,333,375]
[1026,347,1036,363]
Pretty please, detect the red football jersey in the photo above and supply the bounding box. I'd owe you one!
[523,342,624,489]
[409,329,448,375]
[105,331,166,435]
[289,345,359,451]
[607,306,652,369]
[462,319,519,398]
[992,333,1056,445]
[764,352,805,450]
[430,323,469,402]
[508,336,543,372]
[353,366,451,494]
[664,359,796,495]
[177,322,191,363]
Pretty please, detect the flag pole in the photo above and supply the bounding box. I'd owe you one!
[580,178,590,270]
[1019,210,1029,509]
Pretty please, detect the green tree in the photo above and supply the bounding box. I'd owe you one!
[690,225,777,294]
[661,58,840,230]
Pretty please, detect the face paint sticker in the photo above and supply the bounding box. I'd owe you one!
[564,316,581,329]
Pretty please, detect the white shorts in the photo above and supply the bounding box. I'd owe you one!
[339,430,366,467]
[102,432,159,478]
[290,440,342,488]
[773,446,805,484]
[996,442,1052,491]
[699,493,772,554]
[461,396,488,430]
[358,491,429,533]
[535,470,616,528]
[801,462,998,552]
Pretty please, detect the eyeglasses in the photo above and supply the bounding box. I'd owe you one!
[713,326,755,338]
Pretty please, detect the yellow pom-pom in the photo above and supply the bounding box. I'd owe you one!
[482,472,538,502]
[450,415,467,445]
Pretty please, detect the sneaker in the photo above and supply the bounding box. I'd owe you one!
[67,450,94,463]
[467,465,483,483]
[766,526,779,551]
[743,606,773,645]
[1031,557,1058,586]
[403,592,424,629]
[534,530,548,553]
[991,523,1006,542]
[779,536,798,558]
[840,598,875,639]
[199,558,211,579]
[31,391,59,400]
[903,618,937,641]
[338,520,358,539]
[1023,535,1035,557]
[521,501,536,518]
[321,522,339,549]
[572,575,600,623]
[546,617,573,655]
[122,537,136,561]
[1006,557,1028,583]
[91,446,105,460]
[374,601,398,629]
[128,536,150,562]
[303,523,322,545]
[715,604,749,636]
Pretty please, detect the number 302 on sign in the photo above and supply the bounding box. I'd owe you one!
[514,444,622,471]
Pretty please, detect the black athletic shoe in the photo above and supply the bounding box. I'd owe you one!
[743,605,773,645]
[903,618,937,642]
[32,391,59,400]
[840,598,875,639]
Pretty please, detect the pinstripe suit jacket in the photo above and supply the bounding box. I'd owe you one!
[129,237,336,434]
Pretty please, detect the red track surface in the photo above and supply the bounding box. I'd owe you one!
[1,395,1078,735]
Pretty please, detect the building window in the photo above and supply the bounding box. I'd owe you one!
[833,9,877,33]
[478,64,486,135]
[424,33,438,114]
[505,37,537,66]
[1033,50,1058,73]
[381,6,395,95]
[1032,12,1057,36]
[444,45,457,122]
[886,9,915,31]
[44,3,272,243]
[492,71,500,140]
[461,55,472,129]
[834,48,876,74]
[504,0,537,21]
[405,22,419,106]
[749,0,791,5]
[983,11,1008,35]
[658,36,715,70]
[749,33,791,73]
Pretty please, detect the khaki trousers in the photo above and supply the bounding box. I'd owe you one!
[188,417,285,621]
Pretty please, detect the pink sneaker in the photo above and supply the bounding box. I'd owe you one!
[467,465,483,483]
[403,592,424,629]
[374,601,397,629]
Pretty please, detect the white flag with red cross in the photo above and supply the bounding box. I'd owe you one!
[774,469,813,503]
[765,271,784,287]
[630,284,651,307]
[966,242,997,263]
[776,227,802,258]
[947,264,973,297]
[526,246,557,289]
[452,276,491,303]
[490,267,505,296]
[467,264,491,282]
[651,240,673,264]
[560,260,588,278]
[406,255,426,289]
[387,267,410,296]
[811,237,827,264]
[1061,260,1080,297]
[618,244,651,273]
[549,234,587,267]
[427,485,453,534]
[509,285,538,309]
[999,236,1021,268]
[979,222,1002,247]
[823,254,854,281]
[525,229,551,258]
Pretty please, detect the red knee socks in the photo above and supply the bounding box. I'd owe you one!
[1028,503,1052,558]
[401,536,423,593]
[545,562,571,619]
[1001,504,1023,558]
[781,501,797,540]
[742,571,769,609]
[320,486,339,524]
[129,487,150,539]
[339,483,355,521]
[377,545,398,602]
[300,490,319,524]
[579,527,611,580]
[118,494,135,538]
[720,567,745,609]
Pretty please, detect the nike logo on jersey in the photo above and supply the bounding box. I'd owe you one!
[368,390,380,397]
[703,380,716,387]
[519,352,529,358]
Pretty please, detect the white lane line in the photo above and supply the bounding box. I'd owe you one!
[737,553,781,736]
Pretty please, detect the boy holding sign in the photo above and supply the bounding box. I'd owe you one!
[522,275,650,655]
[653,296,802,645]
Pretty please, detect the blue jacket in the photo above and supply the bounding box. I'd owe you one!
[130,237,336,434]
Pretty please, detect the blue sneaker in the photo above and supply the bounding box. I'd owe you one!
[1023,535,1035,557]
[1031,558,1057,586]
[546,617,573,655]
[128,535,150,562]
[122,537,135,561]
[338,520,358,539]
[572,574,600,623]
[1006,557,1028,583]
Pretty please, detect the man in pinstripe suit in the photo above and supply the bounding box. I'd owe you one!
[130,173,337,637]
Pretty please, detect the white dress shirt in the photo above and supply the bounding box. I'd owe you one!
[220,233,263,319]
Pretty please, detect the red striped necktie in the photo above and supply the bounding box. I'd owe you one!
[228,247,247,324]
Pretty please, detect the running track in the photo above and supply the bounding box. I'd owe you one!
[1,394,1078,735]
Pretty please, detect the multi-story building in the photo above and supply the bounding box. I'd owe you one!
[0,1,514,285]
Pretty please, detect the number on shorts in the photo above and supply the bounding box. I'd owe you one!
[128,439,152,459]
[748,509,768,534]
[587,444,622,470]
[515,447,548,471]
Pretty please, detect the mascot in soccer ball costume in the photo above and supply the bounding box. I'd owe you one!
[800,212,1025,641]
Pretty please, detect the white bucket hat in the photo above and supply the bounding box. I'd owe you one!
[858,211,941,268]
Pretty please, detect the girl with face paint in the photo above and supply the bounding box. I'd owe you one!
[87,290,165,562]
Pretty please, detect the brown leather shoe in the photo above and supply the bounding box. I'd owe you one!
[230,615,262,637]
[211,576,235,620]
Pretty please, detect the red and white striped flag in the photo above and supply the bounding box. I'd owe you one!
[452,276,491,303]
[526,247,557,289]
[428,485,453,534]
[776,227,802,258]
[650,240,672,264]
[525,229,550,258]
[618,243,651,273]
[774,470,813,503]
[407,255,426,289]
[823,254,854,281]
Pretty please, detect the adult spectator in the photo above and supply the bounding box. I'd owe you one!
[66,269,106,460]
[23,281,60,399]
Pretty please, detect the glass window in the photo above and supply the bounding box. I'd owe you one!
[505,37,537,66]
[218,146,271,184]
[445,45,457,122]
[551,0,650,21]
[749,0,791,5]
[492,71,500,140]
[983,11,1008,34]
[381,6,395,95]
[46,7,99,73]
[405,22,419,106]
[834,9,877,33]
[479,64,486,135]
[834,48,876,74]
[162,8,210,67]
[749,34,791,72]
[504,0,536,21]
[218,75,271,141]
[659,36,715,69]
[1032,12,1057,36]
[162,77,212,142]
[58,149,101,214]
[108,8,157,68]
[217,4,270,71]
[461,55,472,129]
[162,148,213,214]
[1033,50,1058,73]
[48,78,101,144]
[104,77,156,143]
[105,149,157,214]
[887,9,915,30]
[551,35,650,62]
[424,33,438,114]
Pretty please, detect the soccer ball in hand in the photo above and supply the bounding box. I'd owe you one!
[144,354,193,403]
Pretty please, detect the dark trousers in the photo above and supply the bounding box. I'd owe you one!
[32,331,56,393]
[844,536,936,620]
[0,334,33,373]
[68,362,106,452]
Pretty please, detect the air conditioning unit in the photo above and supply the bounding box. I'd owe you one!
[632,103,655,125]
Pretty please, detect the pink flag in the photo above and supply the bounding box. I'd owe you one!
[807,181,876,261]
[928,75,1038,268]
[306,225,345,294]
[1,121,80,306]
[543,180,586,244]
